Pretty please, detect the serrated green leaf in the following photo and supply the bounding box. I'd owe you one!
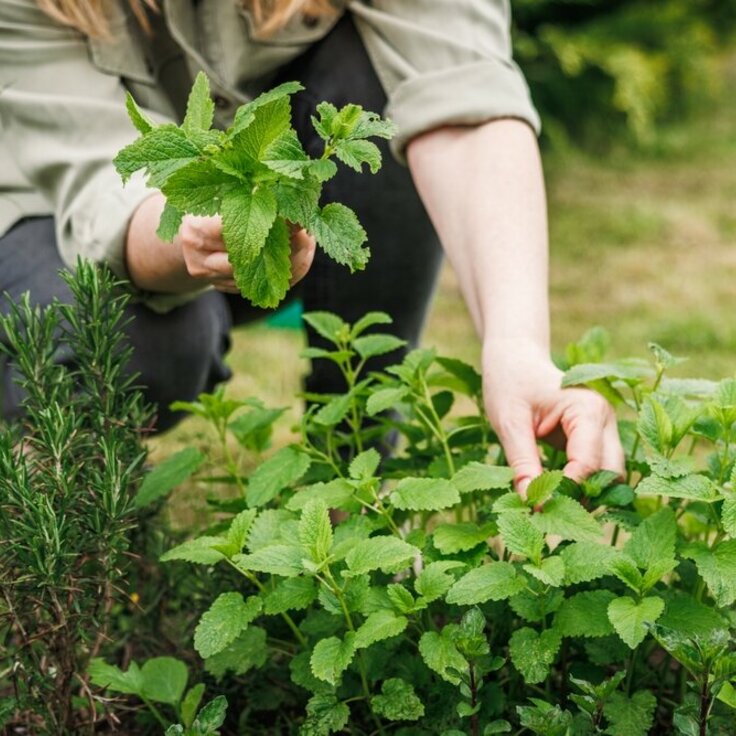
[335,138,382,174]
[657,596,727,637]
[354,610,407,649]
[345,536,419,576]
[530,495,602,542]
[195,695,228,731]
[157,201,183,241]
[349,448,381,480]
[234,95,292,160]
[263,577,318,615]
[183,71,215,135]
[274,176,321,227]
[140,657,188,706]
[386,583,415,614]
[498,512,544,563]
[180,683,205,728]
[389,477,460,512]
[246,446,311,507]
[302,694,350,736]
[433,522,494,554]
[607,595,664,648]
[134,447,205,508]
[524,556,566,587]
[415,561,464,602]
[603,690,656,736]
[352,334,405,360]
[608,554,644,592]
[226,509,258,555]
[161,536,225,565]
[235,544,303,577]
[114,124,200,187]
[624,506,676,569]
[310,203,369,272]
[681,540,736,607]
[451,463,515,494]
[162,160,237,217]
[311,634,356,685]
[562,360,653,388]
[418,629,467,684]
[287,479,355,512]
[125,91,154,134]
[194,593,261,659]
[302,311,348,343]
[559,541,618,584]
[722,497,736,537]
[366,386,410,416]
[446,562,525,605]
[554,591,616,638]
[352,111,398,140]
[262,129,312,179]
[299,500,333,563]
[638,397,673,454]
[509,627,561,684]
[371,678,424,721]
[636,473,719,501]
[351,311,392,337]
[313,392,352,427]
[527,471,565,507]
[204,626,267,679]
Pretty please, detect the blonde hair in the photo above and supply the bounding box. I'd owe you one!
[36,0,336,38]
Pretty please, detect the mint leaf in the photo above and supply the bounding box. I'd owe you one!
[530,495,602,542]
[607,595,664,648]
[418,628,467,684]
[263,577,317,615]
[274,177,321,226]
[636,473,719,501]
[415,561,464,602]
[334,139,381,174]
[193,593,262,659]
[309,203,369,272]
[559,541,618,584]
[371,678,424,721]
[162,161,238,217]
[263,130,311,179]
[302,311,348,343]
[299,500,333,564]
[246,446,311,508]
[235,96,292,161]
[125,92,154,134]
[345,536,419,576]
[624,506,677,569]
[139,657,188,706]
[524,556,566,587]
[157,202,183,242]
[433,522,494,554]
[389,477,460,512]
[366,386,410,416]
[526,471,564,507]
[161,536,226,565]
[681,540,736,606]
[554,590,616,638]
[497,512,544,563]
[451,463,515,494]
[182,71,215,135]
[286,479,355,512]
[114,125,200,187]
[354,610,407,650]
[446,562,525,605]
[235,544,303,577]
[311,634,356,685]
[134,447,205,508]
[205,626,267,679]
[349,449,381,481]
[603,690,656,736]
[352,334,406,360]
[509,627,561,684]
[234,216,292,308]
[89,659,145,696]
[302,694,350,736]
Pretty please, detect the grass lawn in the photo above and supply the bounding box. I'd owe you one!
[153,63,736,524]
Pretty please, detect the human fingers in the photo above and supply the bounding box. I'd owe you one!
[560,392,607,482]
[492,406,543,500]
[601,414,626,477]
[289,228,316,286]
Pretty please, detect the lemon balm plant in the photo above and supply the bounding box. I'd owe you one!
[95,313,736,735]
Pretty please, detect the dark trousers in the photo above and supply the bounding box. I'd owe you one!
[0,16,442,431]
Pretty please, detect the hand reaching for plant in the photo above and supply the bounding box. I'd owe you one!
[482,340,625,498]
[176,214,316,294]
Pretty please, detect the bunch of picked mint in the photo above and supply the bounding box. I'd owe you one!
[114,72,396,307]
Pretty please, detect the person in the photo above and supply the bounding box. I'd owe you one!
[0,0,625,494]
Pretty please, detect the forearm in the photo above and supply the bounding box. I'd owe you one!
[124,193,201,293]
[406,119,550,353]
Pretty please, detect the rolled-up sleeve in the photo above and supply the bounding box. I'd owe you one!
[349,0,540,163]
[0,0,159,280]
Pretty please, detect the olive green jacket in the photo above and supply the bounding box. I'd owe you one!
[0,0,539,309]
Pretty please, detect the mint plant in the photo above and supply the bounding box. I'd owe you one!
[114,73,396,308]
[91,315,736,735]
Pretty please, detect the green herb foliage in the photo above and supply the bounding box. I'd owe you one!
[114,73,396,308]
[95,318,736,735]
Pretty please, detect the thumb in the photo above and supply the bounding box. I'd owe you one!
[495,411,543,500]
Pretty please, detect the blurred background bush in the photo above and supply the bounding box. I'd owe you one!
[513,0,736,148]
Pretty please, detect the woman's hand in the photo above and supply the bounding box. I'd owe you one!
[125,193,315,294]
[483,339,625,498]
[177,214,316,294]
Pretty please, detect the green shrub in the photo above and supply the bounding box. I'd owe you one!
[101,312,736,734]
[0,262,151,733]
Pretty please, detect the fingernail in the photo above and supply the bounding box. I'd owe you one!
[517,478,530,497]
